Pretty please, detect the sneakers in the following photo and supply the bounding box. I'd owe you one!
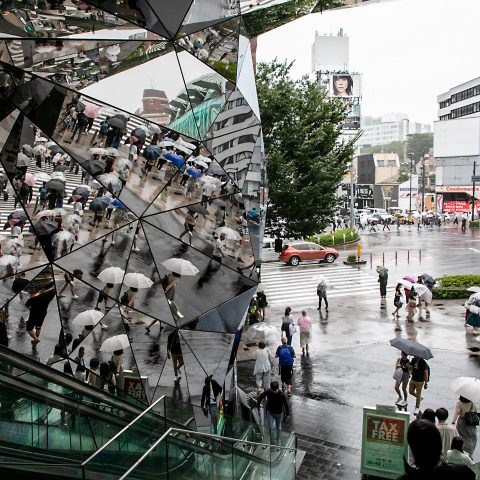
[396,396,402,403]
[414,407,420,415]
[101,323,108,330]
[72,295,79,299]
[133,247,141,252]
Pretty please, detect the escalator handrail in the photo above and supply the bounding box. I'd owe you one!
[119,427,297,480]
[0,370,132,431]
[80,394,166,468]
[0,345,144,418]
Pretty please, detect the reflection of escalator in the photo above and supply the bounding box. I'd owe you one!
[0,345,193,478]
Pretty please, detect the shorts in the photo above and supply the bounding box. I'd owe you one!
[280,365,293,385]
[395,372,410,386]
[26,315,46,331]
[186,224,194,232]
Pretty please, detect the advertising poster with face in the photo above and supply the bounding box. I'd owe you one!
[330,74,362,98]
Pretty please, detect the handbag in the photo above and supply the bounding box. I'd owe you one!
[289,323,297,336]
[394,300,403,308]
[465,407,479,426]
[393,367,403,381]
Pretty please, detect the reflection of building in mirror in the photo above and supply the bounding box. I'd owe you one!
[206,90,260,192]
[135,89,170,125]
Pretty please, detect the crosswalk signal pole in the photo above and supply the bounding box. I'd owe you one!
[350,161,355,230]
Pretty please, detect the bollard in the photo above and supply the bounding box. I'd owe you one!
[343,233,346,243]
[419,250,422,262]
[382,252,385,266]
[407,250,410,263]
[331,236,334,245]
[370,253,373,269]
[395,251,398,265]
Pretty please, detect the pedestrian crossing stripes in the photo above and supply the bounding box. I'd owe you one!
[260,262,394,307]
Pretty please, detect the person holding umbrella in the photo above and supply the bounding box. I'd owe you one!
[393,351,410,406]
[178,210,197,246]
[376,266,389,299]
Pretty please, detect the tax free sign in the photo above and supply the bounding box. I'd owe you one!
[361,406,410,479]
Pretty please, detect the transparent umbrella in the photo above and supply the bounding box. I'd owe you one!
[123,272,153,289]
[72,310,105,327]
[100,334,130,352]
[451,377,480,403]
[245,323,279,346]
[97,267,125,284]
[161,258,199,276]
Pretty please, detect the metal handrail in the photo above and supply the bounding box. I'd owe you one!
[80,395,166,468]
[119,427,297,480]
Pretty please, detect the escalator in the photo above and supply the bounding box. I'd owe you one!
[0,346,297,479]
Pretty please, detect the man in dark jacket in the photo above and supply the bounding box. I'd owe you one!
[398,419,474,479]
[256,381,290,445]
[201,375,222,433]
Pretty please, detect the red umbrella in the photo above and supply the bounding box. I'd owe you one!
[68,194,83,204]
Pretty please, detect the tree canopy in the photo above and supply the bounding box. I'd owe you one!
[257,60,356,238]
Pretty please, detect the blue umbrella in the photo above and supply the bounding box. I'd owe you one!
[164,153,185,167]
[186,167,202,178]
[112,199,126,208]
[143,145,161,160]
[89,196,111,212]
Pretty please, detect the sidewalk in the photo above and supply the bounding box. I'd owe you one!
[236,293,480,479]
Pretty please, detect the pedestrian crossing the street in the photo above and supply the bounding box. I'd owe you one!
[260,262,395,308]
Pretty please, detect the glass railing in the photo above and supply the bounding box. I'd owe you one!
[119,428,297,480]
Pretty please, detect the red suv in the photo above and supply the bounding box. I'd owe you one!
[279,242,339,266]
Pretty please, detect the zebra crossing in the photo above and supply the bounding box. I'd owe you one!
[260,262,395,308]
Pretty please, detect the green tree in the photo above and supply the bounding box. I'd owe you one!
[407,132,433,161]
[257,60,356,238]
[360,140,405,162]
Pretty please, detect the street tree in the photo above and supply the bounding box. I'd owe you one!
[408,133,433,161]
[257,60,356,238]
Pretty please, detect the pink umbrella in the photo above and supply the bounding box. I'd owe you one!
[83,102,100,119]
[403,276,416,283]
[24,172,36,187]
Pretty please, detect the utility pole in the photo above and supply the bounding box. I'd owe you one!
[421,156,426,211]
[472,160,477,220]
[350,160,355,230]
[408,152,415,213]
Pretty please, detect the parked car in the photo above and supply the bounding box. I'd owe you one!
[279,242,339,266]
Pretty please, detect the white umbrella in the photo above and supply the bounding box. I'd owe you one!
[174,144,192,154]
[313,275,329,287]
[100,334,130,352]
[149,124,161,134]
[196,155,211,164]
[0,255,20,268]
[52,230,75,247]
[8,237,24,247]
[77,184,92,192]
[123,272,153,289]
[177,139,196,150]
[194,158,209,169]
[215,226,242,240]
[51,171,66,181]
[419,289,433,303]
[245,323,279,345]
[35,137,48,143]
[467,287,480,293]
[35,172,51,183]
[115,158,132,171]
[105,148,119,157]
[98,173,121,188]
[161,258,199,276]
[451,377,480,403]
[68,214,83,225]
[33,145,47,155]
[97,267,125,284]
[72,309,105,327]
[412,283,428,294]
[35,210,54,219]
[159,140,175,147]
[198,176,221,186]
[52,208,68,216]
[89,147,107,155]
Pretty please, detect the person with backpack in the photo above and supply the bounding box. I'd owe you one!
[275,337,296,396]
[409,356,430,415]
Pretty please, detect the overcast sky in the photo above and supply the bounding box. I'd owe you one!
[256,0,480,126]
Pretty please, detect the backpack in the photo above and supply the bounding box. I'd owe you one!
[278,345,293,367]
[99,122,109,134]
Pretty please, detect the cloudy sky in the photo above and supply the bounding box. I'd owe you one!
[256,0,480,125]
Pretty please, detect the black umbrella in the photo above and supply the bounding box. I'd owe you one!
[33,220,59,236]
[86,159,106,176]
[45,179,66,191]
[131,127,146,143]
[107,115,128,130]
[8,211,28,222]
[48,144,64,155]
[187,204,209,215]
[143,145,161,160]
[72,186,90,197]
[89,196,111,212]
[54,164,68,172]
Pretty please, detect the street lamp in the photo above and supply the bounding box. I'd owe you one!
[408,152,415,213]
